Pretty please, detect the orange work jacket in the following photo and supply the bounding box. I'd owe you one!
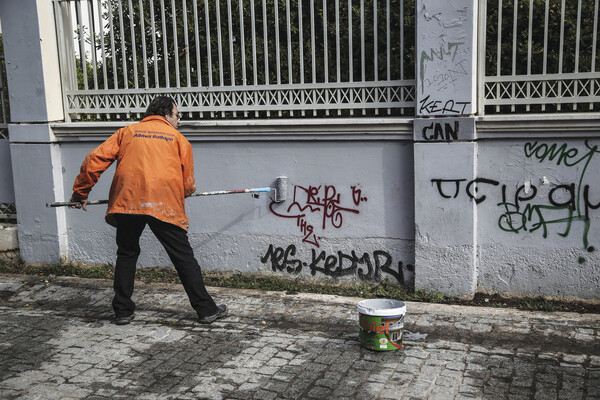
[72,115,196,230]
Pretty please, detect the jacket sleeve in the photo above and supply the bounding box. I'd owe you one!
[180,137,196,197]
[72,130,122,199]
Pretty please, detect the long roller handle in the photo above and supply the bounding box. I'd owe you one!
[189,187,271,197]
[46,187,272,208]
[46,199,109,208]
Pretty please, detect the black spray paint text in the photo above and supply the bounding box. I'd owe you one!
[430,141,600,250]
[260,244,414,284]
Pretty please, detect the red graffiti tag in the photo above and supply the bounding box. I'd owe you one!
[269,184,366,247]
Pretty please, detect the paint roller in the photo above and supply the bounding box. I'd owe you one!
[46,176,288,208]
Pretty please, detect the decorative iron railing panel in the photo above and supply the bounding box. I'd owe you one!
[481,0,600,114]
[54,0,415,120]
[65,81,416,118]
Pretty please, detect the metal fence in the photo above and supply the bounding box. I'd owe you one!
[54,0,415,120]
[53,0,600,118]
[480,0,600,113]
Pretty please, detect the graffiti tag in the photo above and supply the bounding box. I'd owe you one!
[269,184,367,248]
[260,244,414,284]
[430,141,600,251]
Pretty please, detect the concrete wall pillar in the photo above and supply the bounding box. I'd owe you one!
[414,0,479,297]
[0,0,68,263]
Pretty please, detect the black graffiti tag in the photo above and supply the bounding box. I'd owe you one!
[260,244,414,284]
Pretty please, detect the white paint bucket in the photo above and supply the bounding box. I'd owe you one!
[357,299,406,351]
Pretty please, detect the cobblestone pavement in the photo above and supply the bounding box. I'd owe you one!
[0,273,599,400]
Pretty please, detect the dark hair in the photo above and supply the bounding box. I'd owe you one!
[144,96,176,118]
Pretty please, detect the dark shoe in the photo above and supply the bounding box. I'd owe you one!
[198,304,228,324]
[114,314,135,325]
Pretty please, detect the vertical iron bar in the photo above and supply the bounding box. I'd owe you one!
[128,0,138,89]
[323,0,329,83]
[348,0,353,115]
[526,0,533,112]
[227,0,235,116]
[97,0,108,90]
[496,0,502,112]
[118,1,128,89]
[323,0,329,115]
[193,0,203,117]
[591,0,599,110]
[262,0,269,85]
[239,0,248,116]
[386,0,391,114]
[108,1,118,89]
[87,0,99,90]
[216,0,224,87]
[183,0,191,88]
[205,0,213,88]
[558,0,565,110]
[75,2,88,90]
[139,0,149,89]
[251,0,258,85]
[239,0,247,86]
[299,0,305,116]
[575,0,582,73]
[286,0,292,84]
[511,0,517,112]
[150,0,159,87]
[374,0,378,115]
[542,0,548,111]
[374,0,378,81]
[275,0,281,85]
[216,0,224,115]
[274,0,281,116]
[310,0,316,115]
[399,0,403,80]
[262,0,270,116]
[286,0,293,115]
[574,0,582,110]
[227,0,235,86]
[361,0,365,114]
[204,0,214,117]
[336,0,341,115]
[477,0,487,115]
[193,0,202,87]
[171,0,180,88]
[310,0,316,82]
[161,0,170,87]
[251,0,258,116]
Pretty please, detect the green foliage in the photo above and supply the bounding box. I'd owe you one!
[78,0,413,90]
[0,262,115,279]
[77,0,597,89]
[484,0,599,76]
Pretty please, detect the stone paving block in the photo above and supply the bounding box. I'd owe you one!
[0,275,599,399]
[455,394,478,400]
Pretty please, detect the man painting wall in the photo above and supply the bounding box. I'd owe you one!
[69,96,227,325]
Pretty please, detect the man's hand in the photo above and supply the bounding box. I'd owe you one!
[69,194,88,211]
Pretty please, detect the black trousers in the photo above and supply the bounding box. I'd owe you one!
[112,214,218,318]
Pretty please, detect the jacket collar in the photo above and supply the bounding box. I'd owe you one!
[141,115,170,125]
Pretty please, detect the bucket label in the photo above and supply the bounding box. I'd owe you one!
[358,313,404,351]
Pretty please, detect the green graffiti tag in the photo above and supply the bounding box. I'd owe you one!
[498,141,600,250]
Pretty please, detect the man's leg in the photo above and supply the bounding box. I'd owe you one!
[112,214,146,318]
[147,217,219,318]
